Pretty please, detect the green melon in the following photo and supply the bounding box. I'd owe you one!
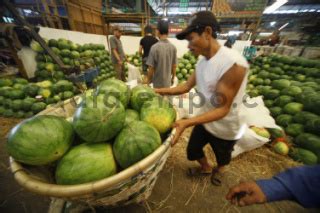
[140,97,176,134]
[113,121,161,169]
[7,115,74,165]
[125,109,139,126]
[96,79,131,107]
[130,85,156,111]
[55,143,117,185]
[73,94,125,142]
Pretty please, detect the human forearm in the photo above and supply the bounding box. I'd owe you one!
[171,64,176,80]
[146,66,154,84]
[183,106,230,128]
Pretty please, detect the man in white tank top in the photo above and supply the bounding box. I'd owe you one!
[155,11,249,185]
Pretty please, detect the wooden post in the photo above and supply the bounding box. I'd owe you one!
[41,0,56,28]
[52,0,63,29]
[90,8,96,34]
[79,4,88,33]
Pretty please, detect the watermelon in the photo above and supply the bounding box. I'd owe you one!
[55,143,117,185]
[293,111,318,124]
[295,133,320,157]
[7,115,74,165]
[140,97,176,134]
[276,114,293,127]
[281,86,302,96]
[273,141,289,155]
[130,85,156,111]
[273,95,293,107]
[250,126,270,138]
[305,118,320,135]
[125,109,139,126]
[289,148,318,165]
[73,94,125,142]
[113,121,161,169]
[23,84,40,97]
[269,107,282,117]
[96,79,131,107]
[31,102,47,114]
[285,123,304,137]
[271,79,291,90]
[0,79,13,87]
[283,102,303,115]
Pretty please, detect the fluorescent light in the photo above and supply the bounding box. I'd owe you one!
[263,0,288,14]
[279,22,289,31]
[259,32,272,36]
[228,30,243,36]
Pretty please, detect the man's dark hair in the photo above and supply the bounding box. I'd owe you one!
[144,25,153,34]
[157,19,169,35]
[193,26,218,39]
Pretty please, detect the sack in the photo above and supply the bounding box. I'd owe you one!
[127,63,142,83]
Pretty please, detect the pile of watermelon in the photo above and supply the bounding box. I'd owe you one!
[127,52,142,67]
[247,53,320,165]
[31,39,116,83]
[0,78,76,118]
[176,52,198,84]
[7,79,176,185]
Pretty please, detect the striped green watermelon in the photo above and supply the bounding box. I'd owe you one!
[96,79,131,107]
[113,121,161,169]
[124,109,139,126]
[140,97,176,134]
[73,94,125,142]
[130,85,156,111]
[7,115,74,165]
[55,143,117,185]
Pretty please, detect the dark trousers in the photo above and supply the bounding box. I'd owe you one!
[187,125,237,166]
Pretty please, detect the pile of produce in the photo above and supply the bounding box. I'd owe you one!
[127,52,142,67]
[7,79,176,185]
[31,39,116,83]
[0,78,76,118]
[247,54,320,165]
[176,52,198,84]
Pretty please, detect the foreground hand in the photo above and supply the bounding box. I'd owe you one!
[171,119,189,146]
[226,181,267,207]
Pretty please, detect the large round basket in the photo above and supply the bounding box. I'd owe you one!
[9,96,176,207]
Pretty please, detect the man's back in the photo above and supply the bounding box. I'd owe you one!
[140,35,158,58]
[146,39,177,88]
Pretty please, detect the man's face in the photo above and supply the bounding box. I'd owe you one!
[114,30,122,38]
[186,31,208,57]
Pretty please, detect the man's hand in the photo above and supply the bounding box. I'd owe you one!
[171,119,189,146]
[226,181,267,207]
[171,77,175,85]
[118,60,123,65]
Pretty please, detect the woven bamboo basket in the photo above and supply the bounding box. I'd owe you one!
[9,96,176,207]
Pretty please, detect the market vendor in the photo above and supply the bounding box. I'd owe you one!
[155,11,249,185]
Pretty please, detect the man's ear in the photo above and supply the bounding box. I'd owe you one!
[204,26,213,39]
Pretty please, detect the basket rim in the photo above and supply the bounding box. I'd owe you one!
[9,96,178,198]
[10,135,173,197]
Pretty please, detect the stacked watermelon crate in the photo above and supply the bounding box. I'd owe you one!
[246,53,320,165]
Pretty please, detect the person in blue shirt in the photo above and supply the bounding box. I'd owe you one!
[226,165,320,208]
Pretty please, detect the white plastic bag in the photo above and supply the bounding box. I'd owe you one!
[127,63,142,83]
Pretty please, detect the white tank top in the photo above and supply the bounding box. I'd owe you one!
[196,46,249,140]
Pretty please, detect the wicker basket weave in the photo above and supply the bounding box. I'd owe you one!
[9,96,176,207]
